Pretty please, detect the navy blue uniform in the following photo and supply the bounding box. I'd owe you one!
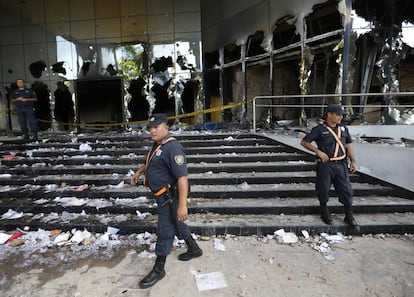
[10,88,39,134]
[303,122,353,206]
[145,134,192,256]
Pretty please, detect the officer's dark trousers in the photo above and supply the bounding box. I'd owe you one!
[16,106,38,133]
[315,161,353,206]
[155,193,192,257]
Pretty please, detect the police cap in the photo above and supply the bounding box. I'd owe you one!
[326,104,346,115]
[148,113,168,127]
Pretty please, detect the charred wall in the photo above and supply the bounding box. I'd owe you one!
[201,0,414,127]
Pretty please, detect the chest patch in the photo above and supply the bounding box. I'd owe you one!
[156,149,162,156]
[174,155,184,165]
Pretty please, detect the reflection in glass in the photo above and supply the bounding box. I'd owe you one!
[56,36,77,79]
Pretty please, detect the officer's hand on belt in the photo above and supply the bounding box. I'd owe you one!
[316,151,329,162]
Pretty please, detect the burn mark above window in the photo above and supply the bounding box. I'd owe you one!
[246,31,266,57]
[272,15,300,50]
[305,1,341,39]
[224,43,241,64]
[354,0,414,26]
[204,50,220,69]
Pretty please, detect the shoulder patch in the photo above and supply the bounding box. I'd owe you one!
[174,155,184,165]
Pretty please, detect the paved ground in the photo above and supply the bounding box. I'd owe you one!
[0,232,413,297]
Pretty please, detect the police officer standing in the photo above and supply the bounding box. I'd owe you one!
[131,113,202,289]
[300,104,359,231]
[10,79,39,142]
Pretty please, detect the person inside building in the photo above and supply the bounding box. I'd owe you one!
[130,113,202,289]
[54,81,75,131]
[9,78,39,142]
[300,103,359,231]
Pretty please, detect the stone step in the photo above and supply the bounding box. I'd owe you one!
[0,131,412,236]
[0,211,412,236]
[0,161,318,175]
[0,182,396,199]
[2,144,297,157]
[0,171,358,186]
[0,152,312,167]
[0,135,277,151]
[0,196,412,216]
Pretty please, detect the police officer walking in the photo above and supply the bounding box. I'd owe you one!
[131,113,202,289]
[300,104,359,231]
[10,79,39,142]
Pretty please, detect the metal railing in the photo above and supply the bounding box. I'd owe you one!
[252,92,414,132]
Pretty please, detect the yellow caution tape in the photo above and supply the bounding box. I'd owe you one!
[1,98,254,128]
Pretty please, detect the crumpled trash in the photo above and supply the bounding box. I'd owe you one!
[213,238,226,251]
[70,229,93,244]
[274,229,299,244]
[45,184,58,191]
[136,210,150,219]
[74,184,89,192]
[79,143,92,151]
[1,209,24,220]
[53,232,71,246]
[0,186,13,192]
[321,232,345,243]
[107,226,120,235]
[312,241,331,253]
[137,232,155,246]
[5,231,22,244]
[109,181,125,188]
[54,197,87,207]
[33,198,49,204]
[239,181,251,190]
[0,232,12,244]
[138,250,156,258]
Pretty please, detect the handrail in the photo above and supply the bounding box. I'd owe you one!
[252,92,414,132]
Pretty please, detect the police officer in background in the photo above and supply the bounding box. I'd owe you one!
[131,113,202,289]
[10,79,39,142]
[300,104,359,231]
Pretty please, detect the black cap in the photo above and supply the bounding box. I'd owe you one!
[326,104,346,115]
[148,113,168,127]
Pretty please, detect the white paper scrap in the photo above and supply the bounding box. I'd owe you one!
[213,238,226,251]
[0,233,12,244]
[195,271,228,292]
[1,209,23,220]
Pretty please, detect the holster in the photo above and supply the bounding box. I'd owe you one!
[169,181,179,197]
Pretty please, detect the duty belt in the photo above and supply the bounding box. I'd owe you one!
[153,184,171,197]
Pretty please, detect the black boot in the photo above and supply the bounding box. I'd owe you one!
[139,255,166,289]
[344,206,360,231]
[320,204,333,225]
[178,237,203,261]
[33,132,39,142]
[23,132,29,142]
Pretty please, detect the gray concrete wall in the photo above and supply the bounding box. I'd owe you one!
[263,125,414,192]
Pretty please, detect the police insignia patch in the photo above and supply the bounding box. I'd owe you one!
[174,155,184,165]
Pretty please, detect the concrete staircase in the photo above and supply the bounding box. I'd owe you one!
[0,132,413,236]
